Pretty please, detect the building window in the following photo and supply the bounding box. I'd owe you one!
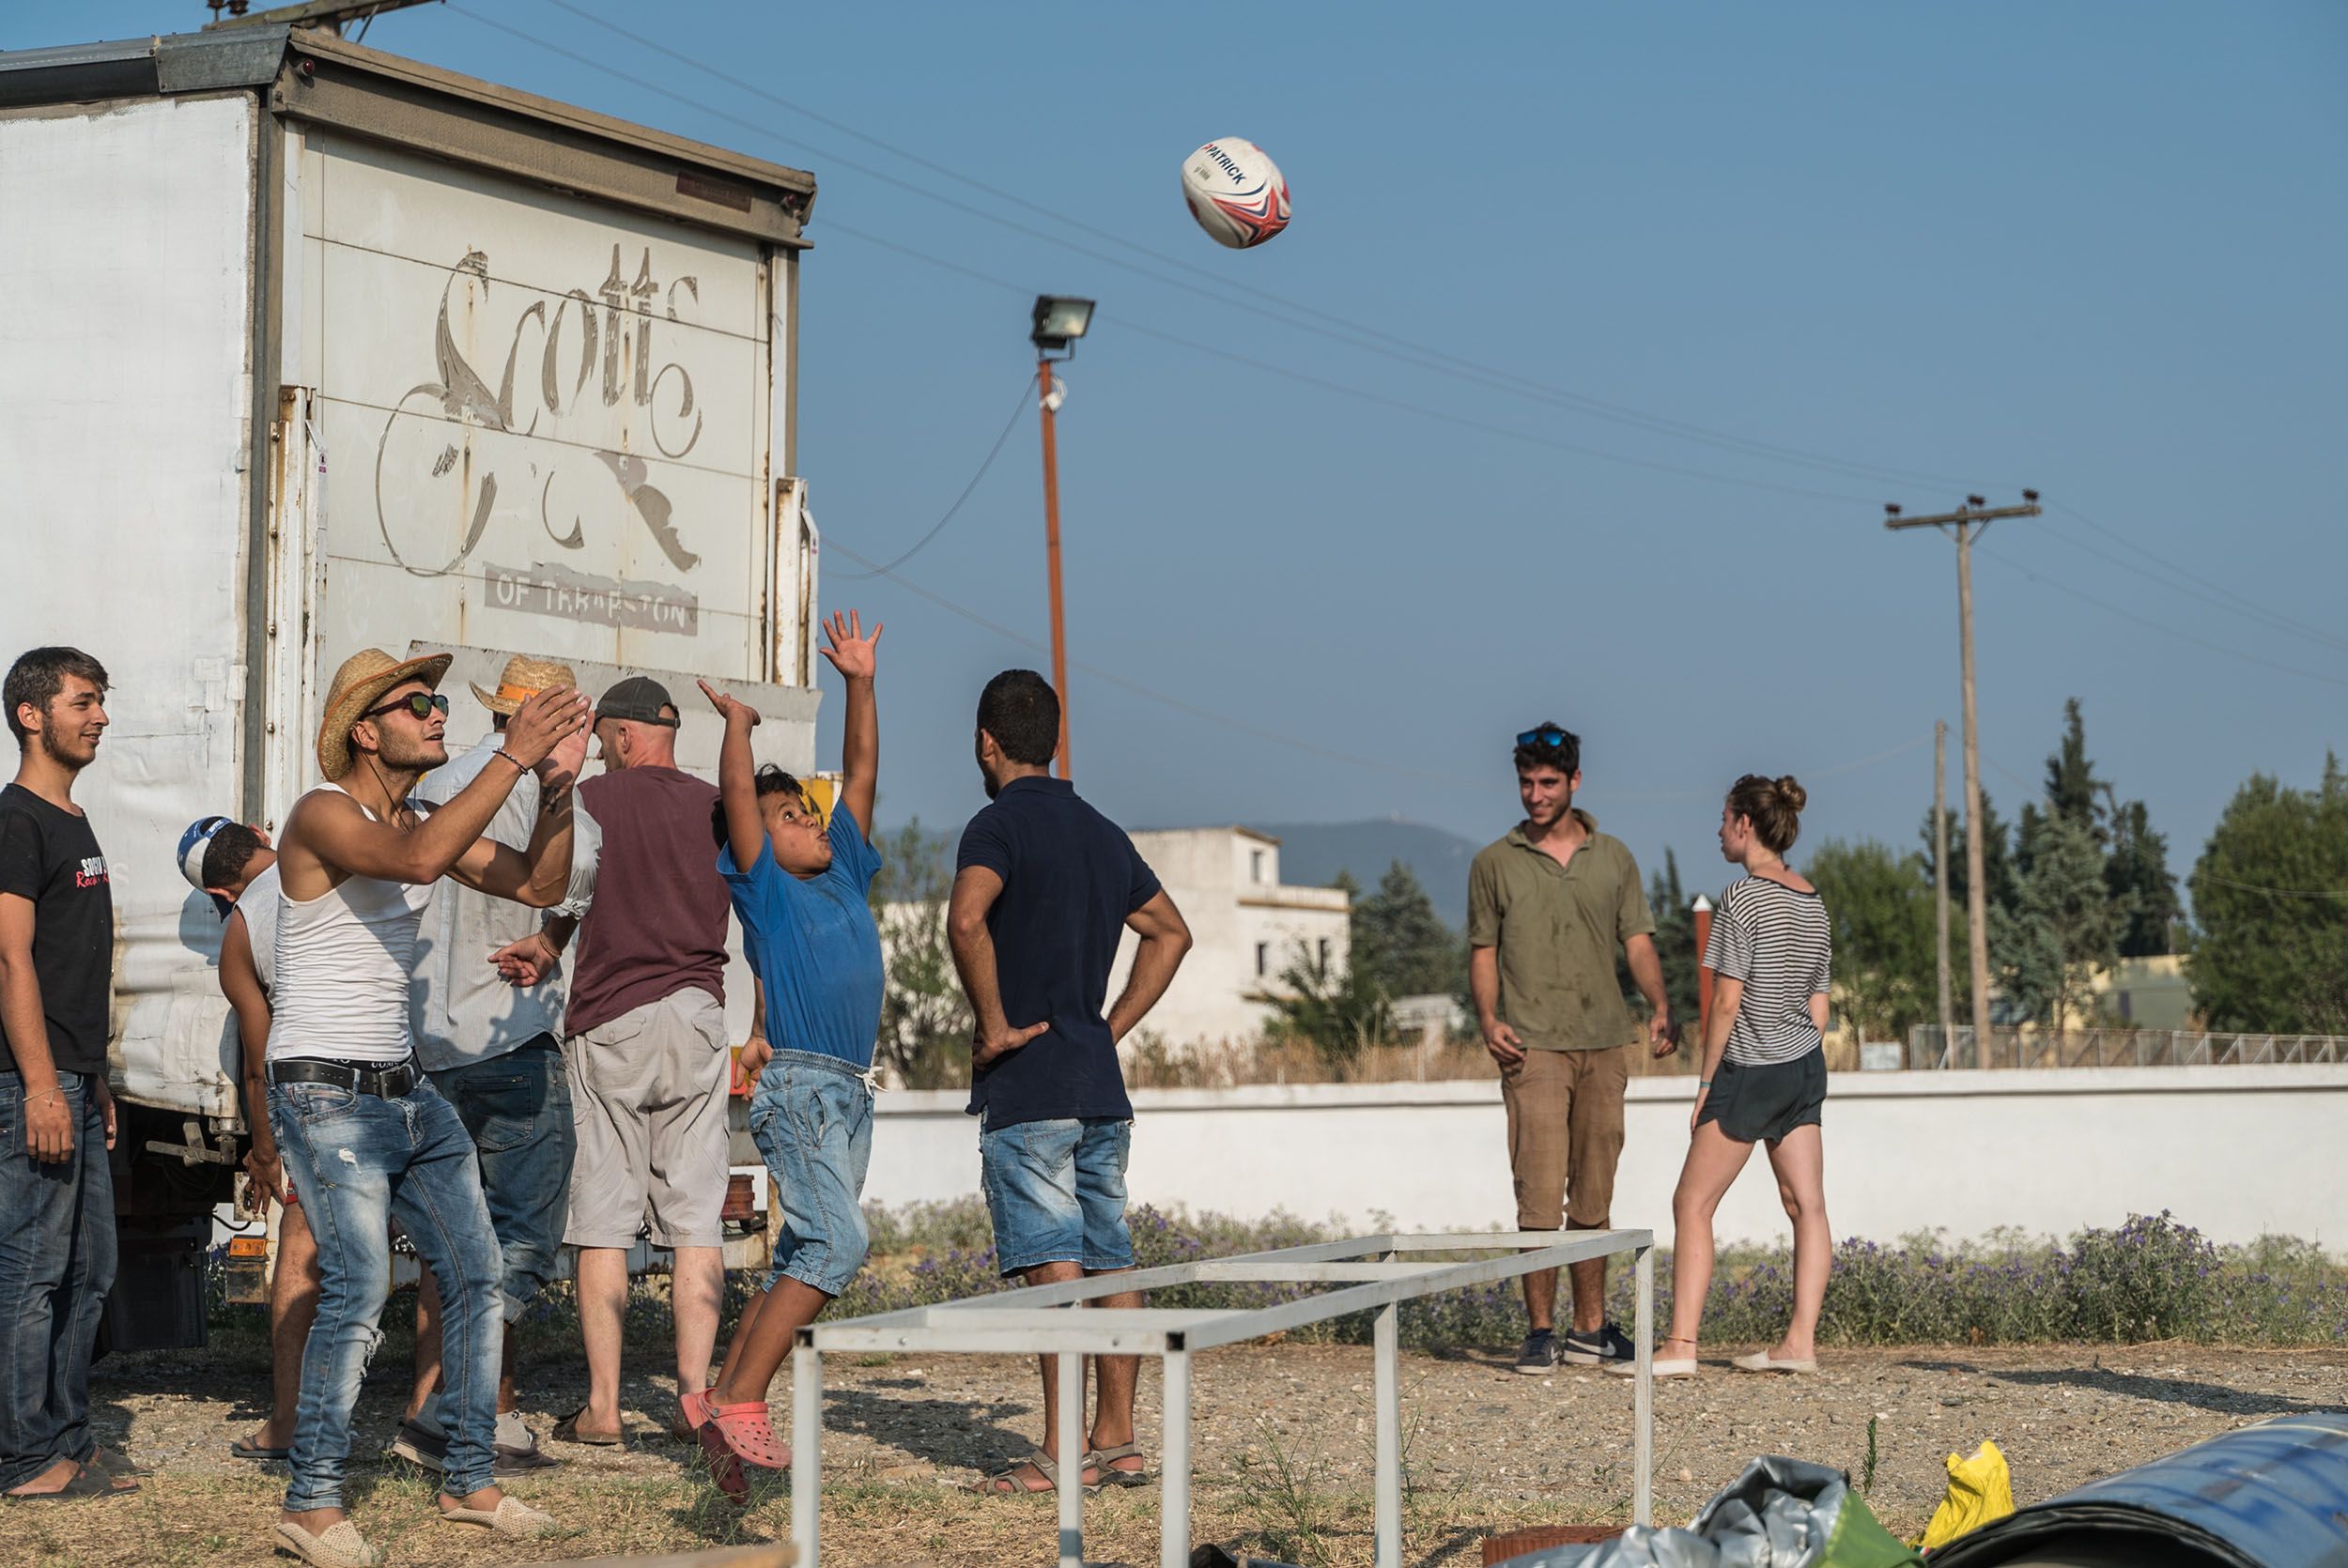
[1255,942,1270,978]
[1318,937,1332,970]
[1250,849,1267,884]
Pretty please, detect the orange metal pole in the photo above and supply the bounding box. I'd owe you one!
[1037,355,1072,778]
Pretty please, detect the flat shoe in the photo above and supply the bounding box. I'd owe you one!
[1733,1350,1817,1373]
[551,1406,626,1448]
[437,1495,557,1538]
[271,1519,384,1567]
[1605,1357,1698,1377]
[6,1465,132,1500]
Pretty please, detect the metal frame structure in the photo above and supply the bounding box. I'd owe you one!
[792,1228,1656,1568]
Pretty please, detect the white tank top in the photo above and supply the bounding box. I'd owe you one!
[238,862,283,995]
[265,785,435,1065]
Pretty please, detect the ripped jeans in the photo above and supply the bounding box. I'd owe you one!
[269,1073,502,1510]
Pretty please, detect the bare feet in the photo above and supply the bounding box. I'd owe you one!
[281,1505,348,1533]
[5,1457,86,1497]
[437,1484,504,1517]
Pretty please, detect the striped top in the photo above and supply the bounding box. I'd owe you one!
[1702,874,1832,1066]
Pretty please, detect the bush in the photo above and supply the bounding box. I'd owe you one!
[205,1204,2348,1351]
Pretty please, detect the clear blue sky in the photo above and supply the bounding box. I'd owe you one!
[22,2,2348,893]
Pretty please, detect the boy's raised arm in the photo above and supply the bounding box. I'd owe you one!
[697,679,767,871]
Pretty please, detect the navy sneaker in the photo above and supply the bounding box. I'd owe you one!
[1513,1329,1559,1375]
[1559,1322,1638,1365]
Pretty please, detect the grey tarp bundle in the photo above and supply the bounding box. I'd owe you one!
[1500,1456,1922,1567]
[1927,1410,2348,1568]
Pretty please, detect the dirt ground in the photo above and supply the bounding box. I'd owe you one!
[12,1339,2344,1567]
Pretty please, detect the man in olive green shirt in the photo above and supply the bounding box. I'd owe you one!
[1468,723,1676,1374]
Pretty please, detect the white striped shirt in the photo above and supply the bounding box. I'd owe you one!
[1703,875,1832,1066]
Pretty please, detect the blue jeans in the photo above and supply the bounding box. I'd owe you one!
[980,1117,1134,1276]
[0,1070,116,1491]
[270,1074,502,1509]
[429,1037,575,1322]
[748,1051,873,1297]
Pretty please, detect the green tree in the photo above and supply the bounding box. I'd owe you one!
[2188,757,2348,1032]
[1807,838,1937,1043]
[1619,848,1700,1027]
[866,820,973,1088]
[1265,940,1395,1070]
[1349,860,1465,998]
[1921,790,2017,1022]
[2105,796,2180,957]
[2045,698,2109,838]
[2003,813,2119,1026]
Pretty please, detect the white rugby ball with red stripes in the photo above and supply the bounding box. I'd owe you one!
[1182,137,1291,250]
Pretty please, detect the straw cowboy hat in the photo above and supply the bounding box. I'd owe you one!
[317,647,454,783]
[470,653,578,717]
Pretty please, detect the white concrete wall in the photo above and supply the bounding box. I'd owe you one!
[865,1066,2348,1248]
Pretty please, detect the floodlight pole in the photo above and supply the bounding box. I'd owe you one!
[1887,498,2041,1065]
[1036,352,1073,779]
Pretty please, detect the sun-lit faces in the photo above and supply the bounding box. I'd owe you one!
[764,787,834,879]
[1518,763,1578,830]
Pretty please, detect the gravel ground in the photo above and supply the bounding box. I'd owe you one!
[14,1338,2344,1566]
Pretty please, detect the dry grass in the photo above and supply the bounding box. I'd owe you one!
[2,1464,1614,1568]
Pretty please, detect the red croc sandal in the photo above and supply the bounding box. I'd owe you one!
[712,1400,789,1468]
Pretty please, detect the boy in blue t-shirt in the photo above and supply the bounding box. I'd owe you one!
[689,610,884,1501]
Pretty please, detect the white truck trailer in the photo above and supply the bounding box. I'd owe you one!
[0,23,823,1349]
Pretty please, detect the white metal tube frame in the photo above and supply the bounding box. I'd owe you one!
[790,1229,1654,1568]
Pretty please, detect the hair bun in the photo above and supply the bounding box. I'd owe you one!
[1775,776,1807,814]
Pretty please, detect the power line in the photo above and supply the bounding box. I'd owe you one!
[2043,500,2348,657]
[1975,541,2348,691]
[486,0,2000,494]
[822,220,1880,505]
[2195,870,2348,900]
[830,375,1036,579]
[824,540,1482,787]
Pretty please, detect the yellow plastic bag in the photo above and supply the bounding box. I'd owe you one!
[1913,1439,2016,1550]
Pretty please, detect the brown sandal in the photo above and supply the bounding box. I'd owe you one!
[968,1451,1098,1497]
[551,1406,626,1447]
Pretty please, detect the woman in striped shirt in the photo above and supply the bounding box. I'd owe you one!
[1617,774,1832,1380]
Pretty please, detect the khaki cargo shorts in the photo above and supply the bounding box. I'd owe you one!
[562,986,732,1251]
[1500,1043,1630,1231]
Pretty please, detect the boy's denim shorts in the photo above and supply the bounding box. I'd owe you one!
[979,1116,1134,1277]
[748,1050,875,1298]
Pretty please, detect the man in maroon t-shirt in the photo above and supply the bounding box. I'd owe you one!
[495,676,731,1447]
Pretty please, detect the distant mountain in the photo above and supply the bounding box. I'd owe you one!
[1250,818,1484,928]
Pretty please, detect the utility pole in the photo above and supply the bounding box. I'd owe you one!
[1886,492,2041,1066]
[1933,719,1953,1060]
[206,0,441,34]
[1035,354,1073,778]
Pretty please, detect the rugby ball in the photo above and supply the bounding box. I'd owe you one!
[1182,138,1291,249]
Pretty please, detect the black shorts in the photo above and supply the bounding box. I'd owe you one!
[1697,1049,1826,1145]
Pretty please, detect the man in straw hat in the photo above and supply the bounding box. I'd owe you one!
[385,655,589,1479]
[261,646,586,1566]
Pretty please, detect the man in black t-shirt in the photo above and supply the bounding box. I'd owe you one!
[948,670,1191,1496]
[0,646,130,1500]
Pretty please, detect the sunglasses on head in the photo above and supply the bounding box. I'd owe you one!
[364,692,451,721]
[1516,726,1573,749]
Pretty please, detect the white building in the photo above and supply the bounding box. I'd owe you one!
[1111,828,1352,1051]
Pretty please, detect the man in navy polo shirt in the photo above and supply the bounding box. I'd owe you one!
[948,669,1191,1497]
